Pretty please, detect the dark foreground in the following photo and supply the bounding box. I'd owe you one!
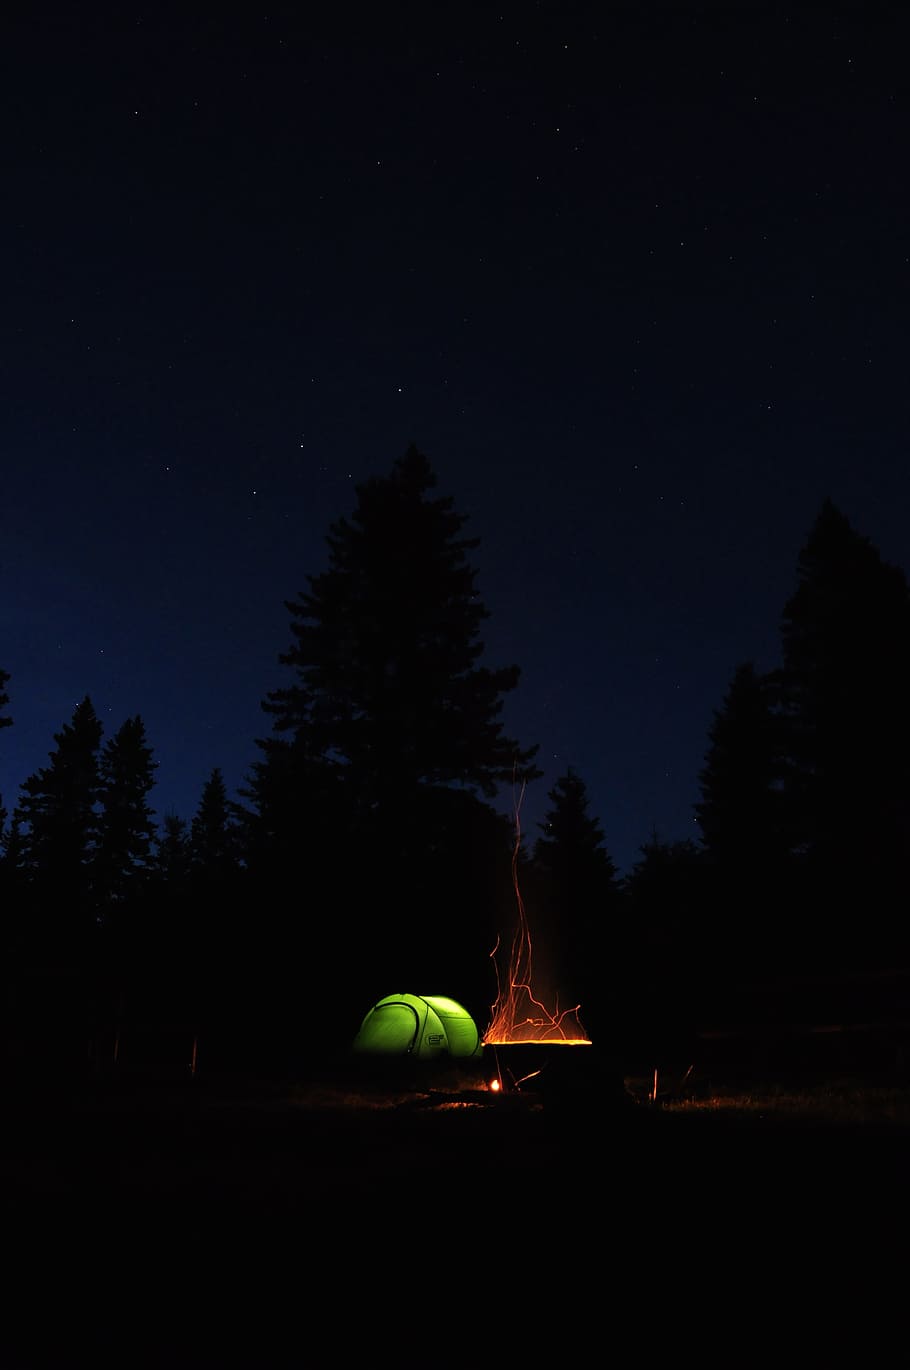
[5,1056,909,1367]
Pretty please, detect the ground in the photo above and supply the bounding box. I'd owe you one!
[4,1052,908,1365]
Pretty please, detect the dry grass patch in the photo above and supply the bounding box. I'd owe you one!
[656,1079,910,1126]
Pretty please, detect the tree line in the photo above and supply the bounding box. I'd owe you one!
[3,447,909,1076]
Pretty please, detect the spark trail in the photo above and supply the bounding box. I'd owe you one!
[484,779,590,1045]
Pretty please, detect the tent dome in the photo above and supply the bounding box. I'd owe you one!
[352,993,483,1060]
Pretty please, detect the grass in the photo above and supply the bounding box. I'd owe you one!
[283,1053,910,1131]
[675,1083,910,1124]
[625,1071,910,1127]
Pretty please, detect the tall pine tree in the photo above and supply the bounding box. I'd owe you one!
[0,667,10,735]
[776,499,910,969]
[16,696,103,955]
[0,668,14,958]
[0,668,11,839]
[624,833,706,1065]
[252,445,539,810]
[531,769,620,1041]
[156,813,192,890]
[94,715,158,922]
[696,663,784,869]
[190,768,242,879]
[696,661,789,983]
[244,445,539,1032]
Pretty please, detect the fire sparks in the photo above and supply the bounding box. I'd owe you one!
[483,781,591,1047]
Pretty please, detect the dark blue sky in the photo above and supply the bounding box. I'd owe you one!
[2,4,908,873]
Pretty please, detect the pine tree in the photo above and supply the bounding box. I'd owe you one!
[0,668,11,838]
[695,662,789,982]
[190,768,242,879]
[1,812,26,870]
[623,833,706,1064]
[0,813,26,964]
[696,663,785,867]
[530,769,620,1043]
[16,696,103,952]
[776,499,910,967]
[533,770,619,893]
[94,715,158,920]
[1,813,27,899]
[244,445,540,1031]
[0,667,10,732]
[151,773,244,1066]
[251,445,539,813]
[149,810,197,1037]
[156,813,192,888]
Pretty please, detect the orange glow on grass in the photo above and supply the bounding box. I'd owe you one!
[483,780,591,1047]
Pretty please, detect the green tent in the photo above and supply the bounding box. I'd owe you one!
[352,993,484,1060]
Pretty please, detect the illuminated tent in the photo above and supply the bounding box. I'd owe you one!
[352,993,483,1060]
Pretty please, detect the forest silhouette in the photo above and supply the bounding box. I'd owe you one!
[3,449,910,1080]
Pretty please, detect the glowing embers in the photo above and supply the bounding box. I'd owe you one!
[483,783,591,1048]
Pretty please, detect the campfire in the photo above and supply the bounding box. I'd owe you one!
[483,788,592,1094]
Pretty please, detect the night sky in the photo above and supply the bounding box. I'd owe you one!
[2,4,908,875]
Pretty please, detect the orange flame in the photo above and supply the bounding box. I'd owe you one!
[484,779,591,1046]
